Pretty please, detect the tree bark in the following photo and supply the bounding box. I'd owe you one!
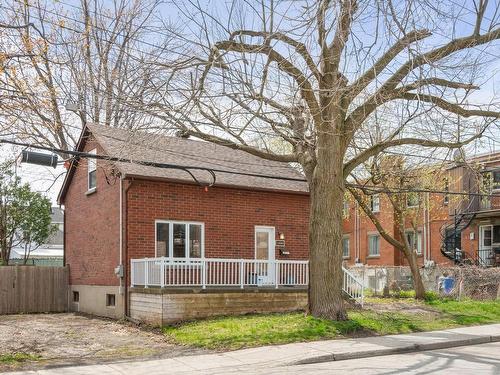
[308,133,347,320]
[406,250,425,299]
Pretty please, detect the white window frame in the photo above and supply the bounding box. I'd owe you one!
[406,192,419,209]
[368,234,380,257]
[343,200,350,219]
[87,149,97,191]
[370,194,380,213]
[342,234,350,259]
[443,178,450,205]
[155,220,205,259]
[405,229,423,255]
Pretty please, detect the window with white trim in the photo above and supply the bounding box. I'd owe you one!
[368,234,380,256]
[370,194,380,213]
[342,200,349,219]
[405,230,423,255]
[406,192,419,208]
[88,149,97,190]
[156,221,204,258]
[342,235,350,258]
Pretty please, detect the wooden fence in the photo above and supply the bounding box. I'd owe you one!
[0,266,68,314]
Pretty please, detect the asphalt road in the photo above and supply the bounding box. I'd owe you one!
[233,341,500,375]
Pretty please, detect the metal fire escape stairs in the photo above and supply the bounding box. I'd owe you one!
[441,199,477,265]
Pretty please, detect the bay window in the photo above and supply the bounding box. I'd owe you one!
[156,220,204,258]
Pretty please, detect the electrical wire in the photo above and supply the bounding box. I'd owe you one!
[3,137,500,198]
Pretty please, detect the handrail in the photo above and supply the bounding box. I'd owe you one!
[342,266,364,306]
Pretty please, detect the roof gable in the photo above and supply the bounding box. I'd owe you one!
[58,124,308,203]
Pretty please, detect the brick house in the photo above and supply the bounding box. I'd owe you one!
[58,124,319,322]
[341,153,500,269]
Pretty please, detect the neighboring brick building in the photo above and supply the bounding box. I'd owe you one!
[58,124,309,319]
[341,152,500,269]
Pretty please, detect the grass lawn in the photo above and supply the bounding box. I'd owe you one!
[162,298,500,350]
[0,353,40,364]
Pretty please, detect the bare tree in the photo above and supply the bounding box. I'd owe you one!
[0,0,169,153]
[142,0,500,319]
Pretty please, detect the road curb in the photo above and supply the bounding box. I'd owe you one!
[293,334,500,365]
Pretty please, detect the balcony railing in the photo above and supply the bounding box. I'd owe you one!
[130,257,364,305]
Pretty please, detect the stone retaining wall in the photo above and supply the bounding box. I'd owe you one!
[129,287,308,325]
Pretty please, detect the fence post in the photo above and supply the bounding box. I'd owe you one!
[202,259,207,289]
[275,260,279,289]
[240,259,244,289]
[361,279,364,308]
[160,258,165,288]
[144,259,149,288]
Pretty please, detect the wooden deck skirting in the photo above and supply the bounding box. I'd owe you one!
[129,287,308,325]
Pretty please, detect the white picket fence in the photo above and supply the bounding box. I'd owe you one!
[131,257,364,305]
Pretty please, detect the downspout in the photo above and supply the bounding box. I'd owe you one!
[355,202,360,262]
[122,177,133,319]
[426,193,431,262]
[119,177,123,302]
[422,193,428,263]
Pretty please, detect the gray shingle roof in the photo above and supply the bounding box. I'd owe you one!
[88,124,309,194]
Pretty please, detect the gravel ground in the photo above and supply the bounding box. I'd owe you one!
[0,313,207,372]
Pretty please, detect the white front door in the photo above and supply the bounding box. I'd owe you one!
[254,226,275,285]
[479,225,493,266]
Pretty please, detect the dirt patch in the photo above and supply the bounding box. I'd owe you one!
[365,299,441,317]
[0,313,207,372]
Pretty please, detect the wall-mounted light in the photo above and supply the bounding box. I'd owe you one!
[279,232,285,240]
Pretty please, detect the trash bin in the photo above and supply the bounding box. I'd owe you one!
[442,277,455,295]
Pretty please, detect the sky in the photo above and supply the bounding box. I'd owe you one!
[2,0,500,205]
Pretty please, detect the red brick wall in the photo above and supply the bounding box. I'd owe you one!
[342,195,398,266]
[342,193,454,267]
[64,137,121,286]
[125,180,310,266]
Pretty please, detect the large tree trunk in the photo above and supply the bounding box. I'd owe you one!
[406,250,425,299]
[308,132,347,320]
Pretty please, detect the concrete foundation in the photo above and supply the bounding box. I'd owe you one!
[69,284,125,319]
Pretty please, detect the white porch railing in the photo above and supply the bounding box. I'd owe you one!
[131,258,308,289]
[342,266,364,306]
[131,258,364,305]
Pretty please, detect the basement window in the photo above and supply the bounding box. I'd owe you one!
[106,294,116,307]
[73,291,79,303]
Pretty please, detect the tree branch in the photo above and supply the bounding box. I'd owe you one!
[204,40,322,126]
[344,132,486,177]
[229,30,321,80]
[348,29,432,99]
[397,92,500,118]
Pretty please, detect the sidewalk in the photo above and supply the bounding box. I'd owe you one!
[7,324,500,374]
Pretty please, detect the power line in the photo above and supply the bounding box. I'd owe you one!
[2,137,500,198]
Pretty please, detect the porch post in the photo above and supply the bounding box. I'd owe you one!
[275,260,279,289]
[202,259,206,289]
[144,258,149,288]
[160,258,165,288]
[240,259,244,289]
